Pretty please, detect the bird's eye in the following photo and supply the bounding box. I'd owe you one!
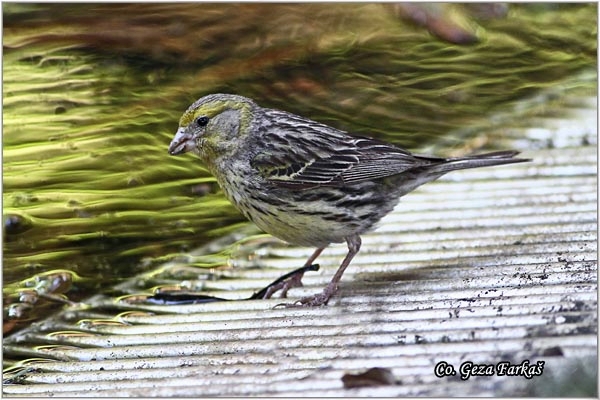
[196,116,209,127]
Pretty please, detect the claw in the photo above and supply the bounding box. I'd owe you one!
[274,282,338,308]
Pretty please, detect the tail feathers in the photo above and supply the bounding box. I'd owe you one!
[422,150,530,174]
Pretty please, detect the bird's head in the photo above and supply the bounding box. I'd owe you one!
[168,93,257,161]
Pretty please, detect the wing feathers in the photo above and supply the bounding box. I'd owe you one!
[250,109,443,189]
[252,135,428,189]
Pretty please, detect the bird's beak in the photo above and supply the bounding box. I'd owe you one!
[168,128,195,155]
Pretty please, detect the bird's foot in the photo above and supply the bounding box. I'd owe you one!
[250,264,319,300]
[275,283,338,308]
[263,271,305,299]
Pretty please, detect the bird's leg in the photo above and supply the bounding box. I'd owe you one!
[260,247,326,299]
[294,234,362,307]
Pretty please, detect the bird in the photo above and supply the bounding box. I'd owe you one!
[168,93,529,306]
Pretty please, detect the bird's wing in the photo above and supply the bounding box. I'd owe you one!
[250,111,433,189]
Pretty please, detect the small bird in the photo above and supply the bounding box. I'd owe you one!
[169,93,529,306]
